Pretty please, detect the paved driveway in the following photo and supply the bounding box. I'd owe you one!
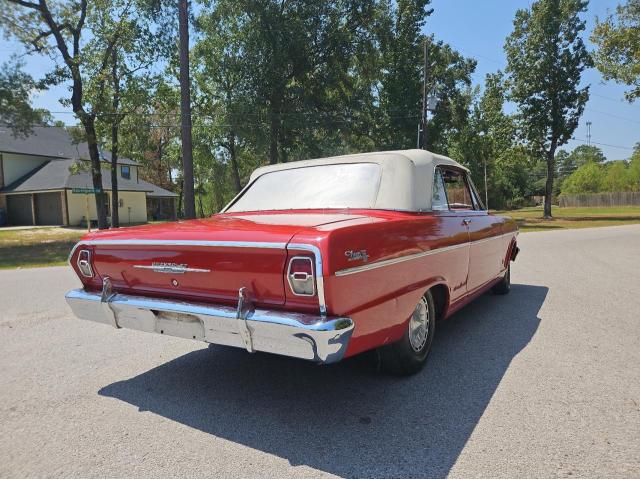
[1,225,638,478]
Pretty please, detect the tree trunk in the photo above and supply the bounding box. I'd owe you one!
[268,95,281,165]
[83,118,108,230]
[177,177,184,217]
[179,0,196,219]
[269,112,279,165]
[544,150,556,219]
[110,50,120,228]
[110,125,120,228]
[228,131,241,193]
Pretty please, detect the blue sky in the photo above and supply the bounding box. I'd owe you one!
[1,0,638,161]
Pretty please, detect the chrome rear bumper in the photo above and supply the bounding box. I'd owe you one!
[65,285,354,364]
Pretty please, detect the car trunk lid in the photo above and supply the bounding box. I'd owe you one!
[74,213,365,307]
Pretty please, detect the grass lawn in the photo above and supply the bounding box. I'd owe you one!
[495,206,640,232]
[0,227,85,269]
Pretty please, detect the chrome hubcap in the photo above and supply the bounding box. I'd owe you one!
[408,297,429,352]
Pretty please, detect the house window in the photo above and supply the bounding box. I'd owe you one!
[118,198,124,208]
[121,165,131,180]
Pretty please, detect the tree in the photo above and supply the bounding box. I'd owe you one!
[627,142,640,189]
[556,150,574,180]
[447,72,533,209]
[179,0,196,219]
[2,0,143,229]
[193,4,263,194]
[376,0,433,149]
[567,144,607,166]
[592,0,640,102]
[602,160,633,191]
[0,58,44,137]
[88,2,174,227]
[561,162,603,194]
[504,0,592,218]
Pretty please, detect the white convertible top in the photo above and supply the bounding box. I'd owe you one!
[231,149,469,212]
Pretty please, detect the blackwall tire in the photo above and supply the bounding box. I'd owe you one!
[380,290,436,376]
[492,265,511,295]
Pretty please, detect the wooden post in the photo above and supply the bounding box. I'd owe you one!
[30,194,36,226]
[86,195,91,232]
[61,191,69,226]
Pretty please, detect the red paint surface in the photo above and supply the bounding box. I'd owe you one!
[69,209,518,357]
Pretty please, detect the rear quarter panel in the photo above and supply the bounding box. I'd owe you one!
[294,212,470,357]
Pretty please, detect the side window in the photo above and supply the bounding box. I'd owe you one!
[432,168,449,211]
[121,165,131,180]
[467,175,485,211]
[442,169,473,210]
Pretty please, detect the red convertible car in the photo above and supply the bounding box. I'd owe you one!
[66,150,518,374]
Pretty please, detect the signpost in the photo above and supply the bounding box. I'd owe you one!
[71,188,101,232]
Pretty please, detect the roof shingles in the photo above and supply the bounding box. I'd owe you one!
[1,158,177,197]
[0,126,138,165]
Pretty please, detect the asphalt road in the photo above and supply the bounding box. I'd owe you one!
[1,225,639,478]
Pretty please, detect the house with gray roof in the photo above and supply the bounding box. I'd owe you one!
[0,126,177,226]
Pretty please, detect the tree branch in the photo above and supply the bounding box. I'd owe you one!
[73,0,87,56]
[6,0,41,9]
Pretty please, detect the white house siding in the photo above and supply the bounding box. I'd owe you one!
[114,190,147,224]
[66,190,147,226]
[1,153,49,186]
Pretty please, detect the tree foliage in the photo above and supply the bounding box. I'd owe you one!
[592,0,640,102]
[561,144,640,194]
[0,58,46,137]
[6,0,633,217]
[187,0,476,210]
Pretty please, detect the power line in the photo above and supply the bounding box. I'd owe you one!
[569,137,635,151]
[591,92,640,110]
[584,108,640,125]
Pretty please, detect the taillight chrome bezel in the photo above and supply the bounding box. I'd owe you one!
[77,249,94,278]
[287,256,315,297]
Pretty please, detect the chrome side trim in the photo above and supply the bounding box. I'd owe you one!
[287,243,327,317]
[335,233,516,277]
[68,240,288,263]
[335,242,469,277]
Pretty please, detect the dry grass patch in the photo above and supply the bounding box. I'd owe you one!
[0,227,85,269]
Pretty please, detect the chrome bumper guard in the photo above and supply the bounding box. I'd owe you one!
[65,282,354,364]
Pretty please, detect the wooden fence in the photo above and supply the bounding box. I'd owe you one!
[559,192,640,208]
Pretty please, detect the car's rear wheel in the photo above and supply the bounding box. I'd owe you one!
[492,264,511,295]
[380,290,436,375]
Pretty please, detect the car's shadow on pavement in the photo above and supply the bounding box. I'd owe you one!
[99,284,547,478]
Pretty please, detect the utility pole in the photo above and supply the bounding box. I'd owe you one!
[419,38,429,150]
[586,121,592,146]
[179,0,196,219]
[484,157,488,209]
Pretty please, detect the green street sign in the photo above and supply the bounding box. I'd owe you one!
[71,188,101,194]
